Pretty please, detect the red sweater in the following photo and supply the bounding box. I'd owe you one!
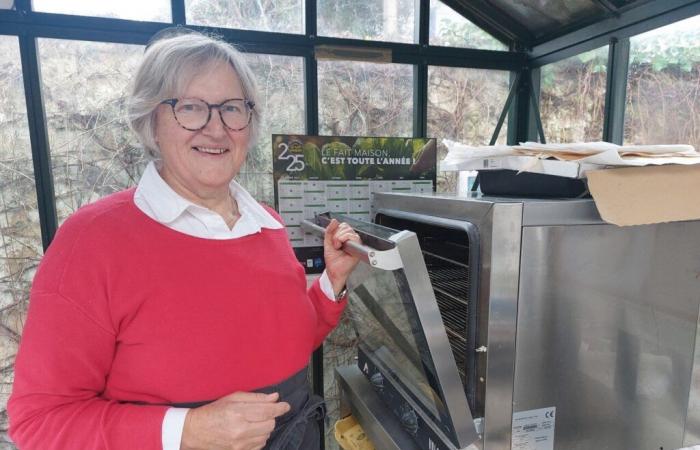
[8,189,346,450]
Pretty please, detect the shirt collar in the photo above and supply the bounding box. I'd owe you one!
[135,161,282,230]
[135,162,190,224]
[229,179,283,230]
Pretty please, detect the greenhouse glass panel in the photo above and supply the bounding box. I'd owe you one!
[239,54,305,205]
[38,39,147,225]
[625,14,700,150]
[186,0,304,34]
[489,0,599,39]
[318,61,413,137]
[540,45,608,143]
[317,0,415,43]
[429,0,506,50]
[0,35,43,449]
[428,66,510,193]
[32,0,170,22]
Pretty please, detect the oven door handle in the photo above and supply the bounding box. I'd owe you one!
[300,219,403,270]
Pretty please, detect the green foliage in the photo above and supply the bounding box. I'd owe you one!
[300,141,323,178]
[630,27,700,72]
[319,141,351,179]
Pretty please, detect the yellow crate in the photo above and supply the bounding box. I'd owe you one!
[334,415,376,450]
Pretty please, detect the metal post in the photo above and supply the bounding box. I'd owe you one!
[528,70,546,144]
[171,0,186,25]
[603,37,630,144]
[304,3,324,448]
[19,33,57,250]
[413,0,429,138]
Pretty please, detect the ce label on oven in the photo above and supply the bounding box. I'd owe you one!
[511,407,556,450]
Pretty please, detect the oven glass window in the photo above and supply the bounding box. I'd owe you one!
[346,248,469,444]
[349,263,445,418]
[323,211,476,447]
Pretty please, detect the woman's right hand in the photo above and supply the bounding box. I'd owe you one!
[180,391,290,450]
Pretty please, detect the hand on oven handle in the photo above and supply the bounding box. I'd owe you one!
[300,220,403,271]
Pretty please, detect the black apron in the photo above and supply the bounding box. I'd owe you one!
[170,366,324,450]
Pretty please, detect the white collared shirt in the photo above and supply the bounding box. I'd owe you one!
[134,161,284,239]
[133,161,336,450]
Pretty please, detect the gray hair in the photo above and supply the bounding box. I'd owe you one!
[128,32,260,159]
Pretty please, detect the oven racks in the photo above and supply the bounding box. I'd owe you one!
[423,252,470,387]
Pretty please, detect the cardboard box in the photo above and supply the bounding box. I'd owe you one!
[587,164,700,226]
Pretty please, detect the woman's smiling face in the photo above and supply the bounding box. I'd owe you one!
[154,61,250,201]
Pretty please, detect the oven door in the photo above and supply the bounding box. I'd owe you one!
[302,213,479,450]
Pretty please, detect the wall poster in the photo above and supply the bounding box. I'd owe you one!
[272,134,436,273]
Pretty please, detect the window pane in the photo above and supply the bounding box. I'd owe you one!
[539,46,608,143]
[0,36,43,447]
[38,39,148,225]
[186,0,304,34]
[488,0,599,40]
[32,0,170,22]
[318,0,415,43]
[625,15,700,148]
[318,61,413,137]
[429,0,506,50]
[0,0,14,10]
[428,66,510,192]
[238,54,305,205]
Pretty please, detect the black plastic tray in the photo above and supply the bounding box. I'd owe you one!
[478,169,589,198]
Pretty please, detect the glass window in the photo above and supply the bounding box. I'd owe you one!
[539,46,608,143]
[625,14,700,149]
[186,0,304,34]
[428,66,510,192]
[318,61,413,137]
[0,35,43,446]
[429,0,506,50]
[37,39,147,225]
[32,0,170,22]
[488,0,599,39]
[239,54,305,205]
[317,0,415,43]
[0,0,14,10]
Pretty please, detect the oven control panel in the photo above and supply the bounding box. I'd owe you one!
[358,349,456,450]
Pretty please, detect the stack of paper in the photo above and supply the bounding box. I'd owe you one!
[441,140,700,178]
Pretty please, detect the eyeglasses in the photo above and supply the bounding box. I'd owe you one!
[160,97,255,132]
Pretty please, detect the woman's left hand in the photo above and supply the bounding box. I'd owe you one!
[323,219,362,296]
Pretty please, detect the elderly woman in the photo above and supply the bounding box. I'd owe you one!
[8,31,360,450]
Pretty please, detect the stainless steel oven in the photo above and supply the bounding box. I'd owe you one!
[304,192,700,450]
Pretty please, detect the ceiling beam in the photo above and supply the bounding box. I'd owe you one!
[592,0,621,15]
